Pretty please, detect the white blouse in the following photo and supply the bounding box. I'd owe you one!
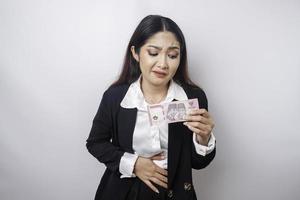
[119,75,216,178]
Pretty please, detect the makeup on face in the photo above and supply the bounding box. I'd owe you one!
[132,31,181,87]
[146,45,180,60]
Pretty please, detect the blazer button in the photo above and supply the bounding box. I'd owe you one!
[184,182,192,191]
[167,189,174,198]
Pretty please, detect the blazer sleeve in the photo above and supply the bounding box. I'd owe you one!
[191,88,216,170]
[86,90,124,175]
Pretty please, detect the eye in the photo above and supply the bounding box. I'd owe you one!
[169,54,178,59]
[148,52,158,57]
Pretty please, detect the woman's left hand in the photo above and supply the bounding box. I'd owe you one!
[183,108,215,146]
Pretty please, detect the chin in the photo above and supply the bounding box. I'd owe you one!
[151,77,170,87]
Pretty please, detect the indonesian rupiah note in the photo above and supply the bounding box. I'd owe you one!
[147,98,199,125]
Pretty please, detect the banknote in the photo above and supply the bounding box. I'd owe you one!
[147,98,199,125]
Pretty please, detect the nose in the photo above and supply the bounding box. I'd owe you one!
[157,54,168,69]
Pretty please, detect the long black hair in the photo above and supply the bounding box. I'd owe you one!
[109,14,199,89]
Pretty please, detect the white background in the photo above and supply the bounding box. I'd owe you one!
[1,0,299,199]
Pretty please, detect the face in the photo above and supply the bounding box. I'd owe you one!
[131,31,181,87]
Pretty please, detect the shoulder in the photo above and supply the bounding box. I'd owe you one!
[182,84,207,99]
[182,84,208,110]
[102,84,130,103]
[104,84,130,98]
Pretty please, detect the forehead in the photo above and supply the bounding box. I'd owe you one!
[144,31,180,49]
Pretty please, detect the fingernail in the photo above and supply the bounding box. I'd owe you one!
[183,122,187,126]
[156,189,159,193]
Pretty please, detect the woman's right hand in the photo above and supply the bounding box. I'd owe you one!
[133,152,168,193]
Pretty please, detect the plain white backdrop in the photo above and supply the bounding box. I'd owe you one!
[1,0,299,199]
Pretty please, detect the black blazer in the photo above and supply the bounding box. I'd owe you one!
[86,83,216,200]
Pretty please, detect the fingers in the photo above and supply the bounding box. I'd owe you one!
[154,171,168,184]
[149,176,168,189]
[155,165,168,176]
[136,156,168,193]
[142,165,168,193]
[144,180,160,193]
[184,109,215,132]
[185,114,211,124]
[184,122,210,137]
[151,164,168,189]
[150,152,165,160]
[188,108,210,118]
[184,121,212,134]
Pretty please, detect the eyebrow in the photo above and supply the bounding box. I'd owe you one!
[147,45,180,50]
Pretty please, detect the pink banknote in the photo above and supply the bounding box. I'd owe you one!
[147,98,199,125]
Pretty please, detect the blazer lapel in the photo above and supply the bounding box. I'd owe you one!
[167,103,185,189]
[117,107,138,153]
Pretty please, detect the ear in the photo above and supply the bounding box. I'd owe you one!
[131,46,139,62]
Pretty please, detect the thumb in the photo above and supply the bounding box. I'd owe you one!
[150,152,165,160]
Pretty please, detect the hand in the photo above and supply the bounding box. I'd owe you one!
[183,108,215,145]
[133,152,168,193]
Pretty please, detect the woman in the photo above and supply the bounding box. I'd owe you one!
[86,15,216,200]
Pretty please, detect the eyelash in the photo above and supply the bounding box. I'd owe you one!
[148,52,178,59]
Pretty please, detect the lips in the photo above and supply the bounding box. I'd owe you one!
[152,70,167,76]
[152,70,167,78]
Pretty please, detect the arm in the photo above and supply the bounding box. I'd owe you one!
[119,152,139,178]
[86,90,125,175]
[191,88,216,169]
[192,141,216,169]
[192,131,216,156]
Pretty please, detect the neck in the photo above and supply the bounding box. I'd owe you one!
[140,77,169,104]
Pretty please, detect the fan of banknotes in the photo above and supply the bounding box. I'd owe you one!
[147,98,199,125]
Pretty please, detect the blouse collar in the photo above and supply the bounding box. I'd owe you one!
[120,75,188,111]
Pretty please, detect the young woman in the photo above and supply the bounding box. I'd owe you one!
[86,15,216,200]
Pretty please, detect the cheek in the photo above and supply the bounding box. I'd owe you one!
[169,63,180,75]
[139,55,155,70]
[169,57,180,69]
